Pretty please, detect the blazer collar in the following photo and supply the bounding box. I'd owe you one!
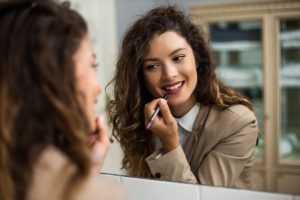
[175,103,200,132]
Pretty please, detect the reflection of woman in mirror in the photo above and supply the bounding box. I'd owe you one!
[0,0,125,199]
[108,6,258,189]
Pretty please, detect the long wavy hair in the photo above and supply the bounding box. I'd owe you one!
[107,6,253,178]
[0,0,92,199]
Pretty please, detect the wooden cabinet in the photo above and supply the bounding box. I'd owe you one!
[190,0,300,195]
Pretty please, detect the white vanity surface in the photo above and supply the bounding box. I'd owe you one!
[101,173,299,200]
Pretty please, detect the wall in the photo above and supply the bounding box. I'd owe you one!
[116,0,254,46]
[70,0,123,174]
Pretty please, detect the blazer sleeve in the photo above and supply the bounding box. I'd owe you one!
[145,109,258,187]
[146,145,198,183]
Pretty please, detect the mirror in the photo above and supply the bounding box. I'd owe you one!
[70,0,300,195]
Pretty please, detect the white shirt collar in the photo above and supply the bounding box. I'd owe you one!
[175,103,200,132]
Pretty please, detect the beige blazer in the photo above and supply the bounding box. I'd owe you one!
[27,146,126,200]
[146,104,258,189]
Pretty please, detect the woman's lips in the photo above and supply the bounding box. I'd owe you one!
[162,81,184,95]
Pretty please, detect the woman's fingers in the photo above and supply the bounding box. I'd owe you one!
[90,116,109,173]
[95,116,109,147]
[144,98,161,126]
[144,98,179,153]
[158,98,175,126]
[144,98,175,128]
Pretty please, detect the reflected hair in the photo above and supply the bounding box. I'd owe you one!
[107,6,253,178]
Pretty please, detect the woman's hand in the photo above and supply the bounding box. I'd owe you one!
[144,98,179,153]
[90,116,110,173]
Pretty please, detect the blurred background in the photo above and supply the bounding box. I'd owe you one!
[60,0,300,195]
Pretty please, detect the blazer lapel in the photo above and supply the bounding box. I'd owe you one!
[183,104,212,164]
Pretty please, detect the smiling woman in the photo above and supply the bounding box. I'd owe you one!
[143,31,198,117]
[107,5,259,190]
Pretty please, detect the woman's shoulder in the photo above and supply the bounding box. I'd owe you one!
[27,146,77,200]
[33,146,74,170]
[202,103,257,135]
[28,146,126,200]
[202,104,258,142]
[209,104,256,121]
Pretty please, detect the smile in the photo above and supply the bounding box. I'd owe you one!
[163,81,184,94]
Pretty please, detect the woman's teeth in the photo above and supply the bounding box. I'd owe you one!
[164,82,183,91]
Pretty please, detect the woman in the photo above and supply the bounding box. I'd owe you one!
[0,0,124,199]
[108,6,259,189]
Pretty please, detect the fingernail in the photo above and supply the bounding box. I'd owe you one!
[160,99,166,105]
[98,115,104,125]
[109,137,114,143]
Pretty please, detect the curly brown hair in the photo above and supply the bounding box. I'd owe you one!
[107,6,253,178]
[0,0,92,199]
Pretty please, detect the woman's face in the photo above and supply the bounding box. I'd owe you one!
[74,36,101,130]
[142,31,198,117]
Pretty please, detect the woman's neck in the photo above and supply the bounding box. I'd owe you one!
[170,96,197,118]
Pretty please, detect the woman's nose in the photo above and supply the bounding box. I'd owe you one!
[162,62,178,80]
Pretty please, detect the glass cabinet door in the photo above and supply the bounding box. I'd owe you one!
[279,18,300,162]
[209,21,264,158]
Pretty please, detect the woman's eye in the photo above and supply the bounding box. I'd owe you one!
[173,55,185,62]
[145,63,160,71]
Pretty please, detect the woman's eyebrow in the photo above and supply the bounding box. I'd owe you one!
[168,48,186,57]
[143,58,160,63]
[143,48,186,63]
